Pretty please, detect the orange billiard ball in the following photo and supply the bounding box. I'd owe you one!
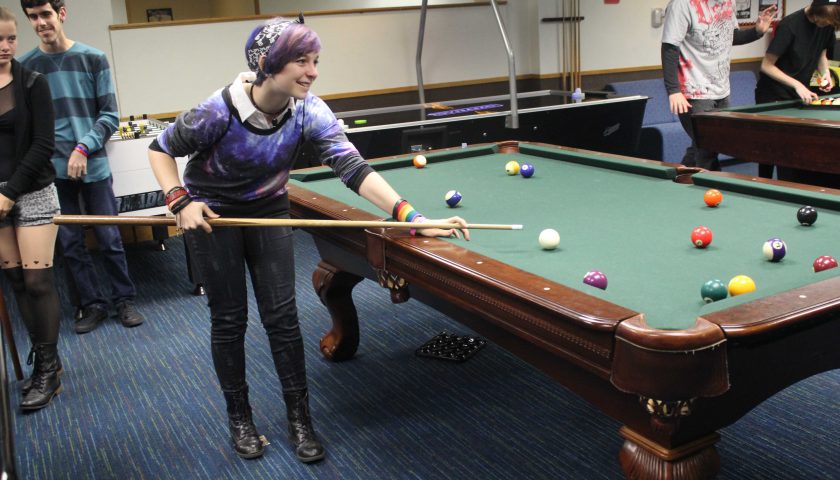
[412,154,427,168]
[704,189,722,207]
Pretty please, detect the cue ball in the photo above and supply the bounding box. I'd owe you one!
[728,275,756,296]
[762,237,787,262]
[520,163,535,178]
[583,270,608,290]
[797,206,817,226]
[413,154,427,168]
[813,255,838,273]
[444,190,462,207]
[538,228,560,250]
[701,279,728,303]
[704,189,722,207]
[691,226,713,248]
[505,160,520,176]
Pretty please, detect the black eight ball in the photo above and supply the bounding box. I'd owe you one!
[797,206,818,226]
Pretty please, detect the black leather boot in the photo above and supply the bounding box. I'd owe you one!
[284,389,325,463]
[21,343,62,411]
[21,345,63,397]
[223,387,264,459]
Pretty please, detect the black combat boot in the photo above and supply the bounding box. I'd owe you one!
[21,345,63,397]
[284,389,325,463]
[223,387,264,459]
[21,343,62,411]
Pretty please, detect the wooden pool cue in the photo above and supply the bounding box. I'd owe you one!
[53,215,524,231]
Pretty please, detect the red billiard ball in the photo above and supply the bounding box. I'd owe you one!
[691,226,713,248]
[704,189,722,207]
[813,255,838,272]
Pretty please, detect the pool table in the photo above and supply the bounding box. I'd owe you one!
[692,98,840,174]
[287,141,840,479]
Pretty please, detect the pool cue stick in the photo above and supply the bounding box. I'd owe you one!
[561,0,567,90]
[53,215,524,231]
[576,0,581,89]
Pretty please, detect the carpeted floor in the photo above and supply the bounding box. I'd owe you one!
[5,230,839,479]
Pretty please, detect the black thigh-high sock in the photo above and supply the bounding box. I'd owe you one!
[3,266,37,339]
[22,268,60,344]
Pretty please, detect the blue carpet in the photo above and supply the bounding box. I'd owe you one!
[5,232,839,479]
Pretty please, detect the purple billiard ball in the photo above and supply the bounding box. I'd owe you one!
[583,270,607,290]
[762,237,787,262]
[520,163,535,178]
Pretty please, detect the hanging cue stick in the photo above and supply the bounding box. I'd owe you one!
[52,215,523,231]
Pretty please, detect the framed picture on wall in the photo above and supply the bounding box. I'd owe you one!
[146,8,173,22]
[737,0,784,26]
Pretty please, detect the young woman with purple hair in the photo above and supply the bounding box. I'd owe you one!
[148,16,469,463]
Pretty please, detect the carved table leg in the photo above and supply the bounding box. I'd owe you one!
[619,427,720,480]
[312,261,364,362]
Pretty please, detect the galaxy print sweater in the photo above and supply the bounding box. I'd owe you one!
[150,86,373,216]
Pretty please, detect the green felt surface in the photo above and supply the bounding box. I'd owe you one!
[724,98,840,121]
[289,146,840,330]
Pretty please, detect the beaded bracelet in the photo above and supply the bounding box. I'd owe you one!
[74,144,89,158]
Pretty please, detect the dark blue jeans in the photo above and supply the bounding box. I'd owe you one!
[185,224,307,394]
[54,177,136,308]
[678,96,730,171]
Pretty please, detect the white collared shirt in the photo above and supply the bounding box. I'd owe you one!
[229,71,295,129]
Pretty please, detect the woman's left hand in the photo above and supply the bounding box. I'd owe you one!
[0,194,14,221]
[417,216,470,241]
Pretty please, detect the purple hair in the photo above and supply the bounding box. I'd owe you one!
[246,19,321,85]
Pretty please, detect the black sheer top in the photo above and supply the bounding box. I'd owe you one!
[0,81,15,182]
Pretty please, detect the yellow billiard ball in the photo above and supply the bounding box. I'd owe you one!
[728,275,756,296]
[505,160,520,175]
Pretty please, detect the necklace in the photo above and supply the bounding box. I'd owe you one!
[248,84,285,117]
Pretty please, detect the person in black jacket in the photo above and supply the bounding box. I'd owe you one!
[0,5,62,411]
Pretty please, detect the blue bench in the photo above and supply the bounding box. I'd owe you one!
[605,70,757,164]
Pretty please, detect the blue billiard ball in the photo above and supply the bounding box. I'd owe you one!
[520,163,535,178]
[445,190,462,207]
[762,237,787,262]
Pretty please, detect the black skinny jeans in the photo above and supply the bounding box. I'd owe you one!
[186,223,307,394]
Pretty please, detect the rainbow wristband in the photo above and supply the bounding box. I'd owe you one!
[393,200,425,236]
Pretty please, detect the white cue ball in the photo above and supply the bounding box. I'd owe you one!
[539,228,560,250]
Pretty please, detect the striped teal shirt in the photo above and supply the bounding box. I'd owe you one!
[19,42,118,182]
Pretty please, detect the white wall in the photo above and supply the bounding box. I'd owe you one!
[7,0,814,118]
[110,4,532,115]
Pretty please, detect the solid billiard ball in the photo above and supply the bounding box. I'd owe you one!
[728,275,756,296]
[704,189,722,207]
[797,206,817,226]
[762,237,787,262]
[538,228,560,250]
[690,226,713,248]
[413,154,427,168]
[583,270,607,290]
[813,255,838,273]
[505,160,520,176]
[701,279,728,303]
[444,190,462,207]
[520,163,535,178]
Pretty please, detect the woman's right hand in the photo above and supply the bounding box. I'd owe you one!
[176,201,219,233]
[794,83,818,103]
[668,92,691,114]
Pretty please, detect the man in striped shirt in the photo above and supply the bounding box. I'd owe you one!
[20,0,144,333]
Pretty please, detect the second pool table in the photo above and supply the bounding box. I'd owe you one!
[287,141,840,479]
[692,98,840,174]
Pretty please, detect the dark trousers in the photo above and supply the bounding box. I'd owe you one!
[677,96,730,171]
[185,224,307,394]
[54,177,136,308]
